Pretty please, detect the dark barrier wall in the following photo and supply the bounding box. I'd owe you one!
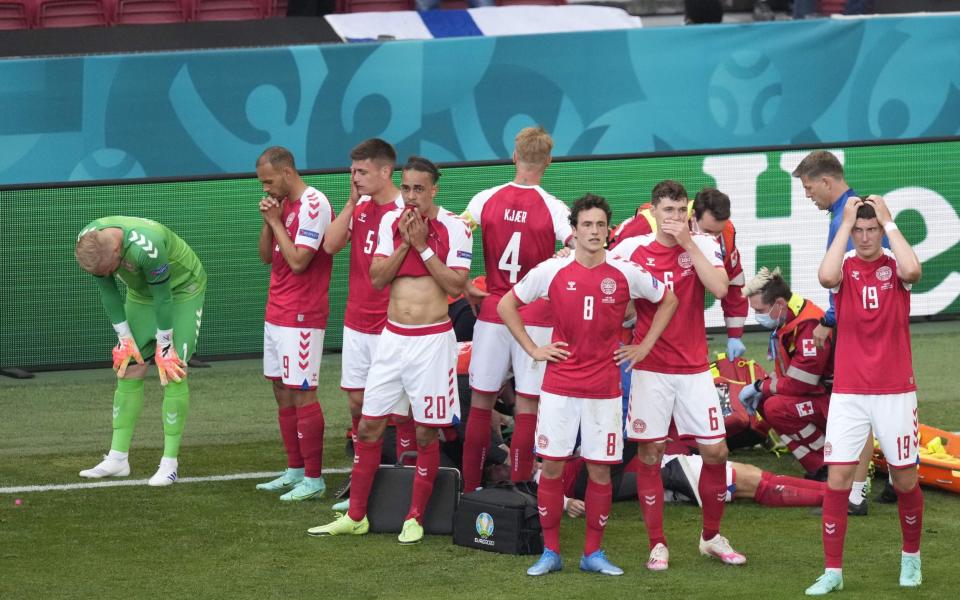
[2,140,958,369]
[1,14,960,186]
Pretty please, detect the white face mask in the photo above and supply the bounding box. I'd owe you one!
[754,302,785,330]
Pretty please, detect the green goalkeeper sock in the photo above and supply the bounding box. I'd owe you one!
[110,378,145,453]
[162,380,190,459]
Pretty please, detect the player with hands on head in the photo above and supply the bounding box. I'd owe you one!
[499,193,677,577]
[75,216,206,486]
[805,194,923,595]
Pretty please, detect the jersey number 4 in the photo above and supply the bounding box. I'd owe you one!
[499,232,523,283]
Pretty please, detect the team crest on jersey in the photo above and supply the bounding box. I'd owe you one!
[285,213,296,227]
[632,419,646,434]
[851,271,860,280]
[678,253,693,269]
[357,212,367,223]
[566,281,577,291]
[121,260,136,272]
[824,442,832,457]
[600,278,617,295]
[537,434,549,449]
[646,257,656,267]
[876,265,893,281]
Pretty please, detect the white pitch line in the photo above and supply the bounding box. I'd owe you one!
[0,467,351,494]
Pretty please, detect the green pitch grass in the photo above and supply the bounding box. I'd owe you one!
[2,322,959,600]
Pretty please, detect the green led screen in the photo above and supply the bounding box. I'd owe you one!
[2,141,958,369]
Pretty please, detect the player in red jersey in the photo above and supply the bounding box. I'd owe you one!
[738,267,834,480]
[610,180,745,571]
[254,147,334,501]
[805,196,923,595]
[461,126,573,492]
[610,187,748,359]
[309,156,472,544]
[499,193,678,577]
[321,139,410,483]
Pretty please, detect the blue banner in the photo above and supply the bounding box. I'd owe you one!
[1,15,958,185]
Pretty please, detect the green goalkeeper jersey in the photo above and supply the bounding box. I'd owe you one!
[79,216,206,330]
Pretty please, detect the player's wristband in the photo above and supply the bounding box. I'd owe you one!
[883,221,899,233]
[112,321,133,339]
[419,247,435,262]
[156,329,174,348]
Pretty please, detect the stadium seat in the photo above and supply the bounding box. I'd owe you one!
[0,0,31,29]
[114,0,186,23]
[343,0,414,12]
[193,0,265,20]
[36,0,110,27]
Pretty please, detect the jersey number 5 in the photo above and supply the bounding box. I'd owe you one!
[499,231,522,283]
[363,229,376,254]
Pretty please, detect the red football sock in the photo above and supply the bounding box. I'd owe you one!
[753,471,824,507]
[348,437,383,522]
[351,415,361,445]
[822,487,850,569]
[395,418,417,464]
[584,479,613,556]
[462,407,492,491]
[896,483,924,554]
[296,403,325,478]
[511,413,537,483]
[636,461,666,549]
[278,406,303,469]
[770,473,825,492]
[406,439,440,524]
[537,475,563,553]
[699,462,727,541]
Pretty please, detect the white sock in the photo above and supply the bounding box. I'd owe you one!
[107,449,128,461]
[826,568,842,575]
[849,481,866,505]
[902,551,920,558]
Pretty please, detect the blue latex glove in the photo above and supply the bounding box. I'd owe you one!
[727,337,746,359]
[738,383,763,416]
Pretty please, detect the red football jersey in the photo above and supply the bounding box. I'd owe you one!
[832,250,916,394]
[611,208,748,337]
[610,233,723,374]
[374,206,472,277]
[344,194,405,334]
[512,253,665,398]
[465,183,572,326]
[265,186,334,329]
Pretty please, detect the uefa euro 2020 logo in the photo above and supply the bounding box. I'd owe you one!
[475,512,495,539]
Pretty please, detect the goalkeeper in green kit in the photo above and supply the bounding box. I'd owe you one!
[75,216,206,486]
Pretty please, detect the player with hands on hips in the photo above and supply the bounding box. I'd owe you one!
[499,193,677,577]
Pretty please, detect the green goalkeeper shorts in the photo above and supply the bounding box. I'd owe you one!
[126,292,205,361]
